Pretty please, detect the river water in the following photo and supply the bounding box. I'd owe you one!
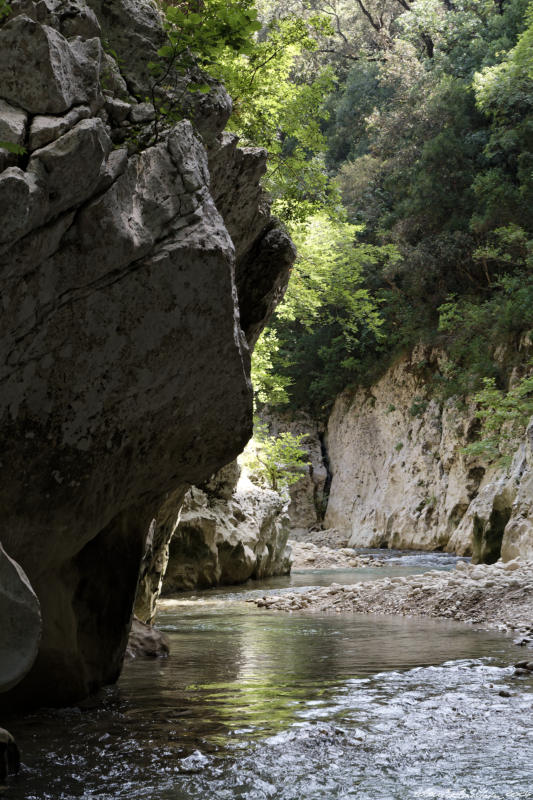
[4,556,533,800]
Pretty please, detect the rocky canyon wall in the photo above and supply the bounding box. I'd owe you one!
[324,347,533,563]
[264,411,329,530]
[0,0,294,707]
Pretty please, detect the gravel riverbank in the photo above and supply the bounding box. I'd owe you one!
[252,558,533,640]
[289,540,384,569]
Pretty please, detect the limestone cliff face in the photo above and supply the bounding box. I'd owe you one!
[265,412,329,530]
[0,0,295,707]
[161,463,291,594]
[324,348,533,562]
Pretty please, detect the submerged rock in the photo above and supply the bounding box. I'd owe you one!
[125,617,169,659]
[0,0,294,707]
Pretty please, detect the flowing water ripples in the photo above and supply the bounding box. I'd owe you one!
[4,560,533,800]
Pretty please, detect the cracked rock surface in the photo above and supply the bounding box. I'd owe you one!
[0,0,295,707]
[325,345,533,562]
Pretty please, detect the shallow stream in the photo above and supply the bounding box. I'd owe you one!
[4,554,533,799]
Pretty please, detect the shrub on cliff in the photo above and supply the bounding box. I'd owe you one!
[241,423,309,492]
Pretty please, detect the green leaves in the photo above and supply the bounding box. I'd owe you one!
[251,329,292,406]
[241,422,309,492]
[259,213,397,414]
[164,0,263,67]
[154,1,335,216]
[464,370,533,465]
[0,141,26,155]
[214,15,335,216]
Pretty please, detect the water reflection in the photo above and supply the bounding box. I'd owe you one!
[3,565,532,800]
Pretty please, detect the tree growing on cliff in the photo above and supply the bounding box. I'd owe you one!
[464,369,533,465]
[153,0,336,218]
[241,423,309,491]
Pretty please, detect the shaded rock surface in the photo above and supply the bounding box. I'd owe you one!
[125,617,169,659]
[324,347,533,562]
[162,465,291,593]
[252,558,533,636]
[0,543,41,693]
[0,0,295,707]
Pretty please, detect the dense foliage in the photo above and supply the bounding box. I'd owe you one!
[240,422,310,490]
[250,0,533,419]
[157,0,533,452]
[154,0,337,214]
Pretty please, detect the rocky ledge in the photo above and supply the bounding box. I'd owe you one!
[252,559,533,638]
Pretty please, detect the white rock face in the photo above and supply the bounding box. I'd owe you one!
[163,468,291,593]
[0,543,41,693]
[324,349,533,561]
[448,421,533,563]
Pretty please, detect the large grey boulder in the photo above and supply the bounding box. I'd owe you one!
[0,15,103,113]
[0,0,295,708]
[0,99,27,171]
[28,104,92,151]
[208,133,296,346]
[0,543,41,694]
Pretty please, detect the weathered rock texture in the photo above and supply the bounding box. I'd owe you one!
[125,617,169,659]
[162,465,291,593]
[0,543,41,693]
[0,0,294,707]
[324,347,533,562]
[448,420,533,563]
